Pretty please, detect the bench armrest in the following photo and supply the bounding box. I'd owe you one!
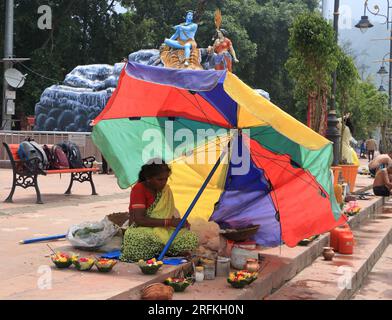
[83,156,96,169]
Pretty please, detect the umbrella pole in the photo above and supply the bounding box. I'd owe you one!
[158,142,230,261]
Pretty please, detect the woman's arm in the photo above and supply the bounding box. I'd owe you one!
[229,45,239,63]
[132,208,188,228]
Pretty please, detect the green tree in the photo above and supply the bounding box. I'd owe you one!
[286,12,339,135]
[335,48,360,163]
[2,0,319,128]
[348,80,391,151]
[247,0,319,113]
[11,0,143,119]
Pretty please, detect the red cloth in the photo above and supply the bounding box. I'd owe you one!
[129,182,156,211]
[214,38,233,72]
[214,38,232,54]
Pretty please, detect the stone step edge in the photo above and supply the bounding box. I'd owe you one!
[108,197,385,300]
[348,197,385,230]
[339,227,392,299]
[236,196,386,300]
[266,214,392,300]
[108,262,192,300]
[351,244,392,299]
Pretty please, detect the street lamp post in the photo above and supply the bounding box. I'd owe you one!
[356,0,392,152]
[2,0,14,130]
[326,0,341,166]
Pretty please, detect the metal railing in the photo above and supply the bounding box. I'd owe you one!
[0,130,102,162]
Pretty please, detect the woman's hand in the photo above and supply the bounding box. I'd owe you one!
[168,218,191,229]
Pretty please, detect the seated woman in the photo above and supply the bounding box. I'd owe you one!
[120,159,198,262]
[373,164,392,197]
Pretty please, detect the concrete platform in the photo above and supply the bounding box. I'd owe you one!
[0,162,388,300]
[125,195,385,300]
[266,200,392,300]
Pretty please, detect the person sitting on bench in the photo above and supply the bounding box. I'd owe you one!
[373,164,392,197]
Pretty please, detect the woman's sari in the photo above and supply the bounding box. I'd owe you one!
[121,185,198,262]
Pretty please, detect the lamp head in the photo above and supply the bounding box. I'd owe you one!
[379,85,387,92]
[377,66,389,75]
[355,16,374,33]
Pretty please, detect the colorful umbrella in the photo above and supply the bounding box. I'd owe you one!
[91,61,346,250]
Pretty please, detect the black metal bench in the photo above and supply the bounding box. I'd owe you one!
[2,142,99,204]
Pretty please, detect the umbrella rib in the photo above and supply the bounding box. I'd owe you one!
[250,148,325,193]
[175,88,218,128]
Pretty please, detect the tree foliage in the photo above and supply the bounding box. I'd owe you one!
[347,81,391,141]
[286,12,339,134]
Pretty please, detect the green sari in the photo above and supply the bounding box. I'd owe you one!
[120,185,198,262]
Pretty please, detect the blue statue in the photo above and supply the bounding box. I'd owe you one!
[162,11,202,69]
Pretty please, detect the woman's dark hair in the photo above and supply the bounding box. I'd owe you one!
[138,158,171,182]
[213,28,229,41]
[344,117,354,135]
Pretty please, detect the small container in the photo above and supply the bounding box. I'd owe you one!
[245,258,260,272]
[322,247,335,261]
[339,233,354,255]
[195,266,204,282]
[204,262,216,280]
[216,257,231,277]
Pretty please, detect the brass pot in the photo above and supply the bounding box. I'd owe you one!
[244,258,260,272]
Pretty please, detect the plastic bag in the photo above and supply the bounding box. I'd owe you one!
[190,218,220,252]
[67,217,120,249]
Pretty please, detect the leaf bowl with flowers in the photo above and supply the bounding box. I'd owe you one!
[95,258,117,273]
[51,252,75,269]
[164,277,191,292]
[344,201,361,217]
[227,270,257,288]
[138,258,164,275]
[72,257,96,271]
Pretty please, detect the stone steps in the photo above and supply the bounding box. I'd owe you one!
[119,195,385,300]
[351,245,392,300]
[265,199,392,300]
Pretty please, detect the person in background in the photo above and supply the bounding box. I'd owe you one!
[368,153,392,177]
[365,137,378,161]
[373,164,392,196]
[360,140,367,159]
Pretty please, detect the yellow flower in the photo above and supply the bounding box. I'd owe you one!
[157,261,163,265]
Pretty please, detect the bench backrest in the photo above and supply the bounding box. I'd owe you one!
[8,144,21,161]
[4,143,53,162]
